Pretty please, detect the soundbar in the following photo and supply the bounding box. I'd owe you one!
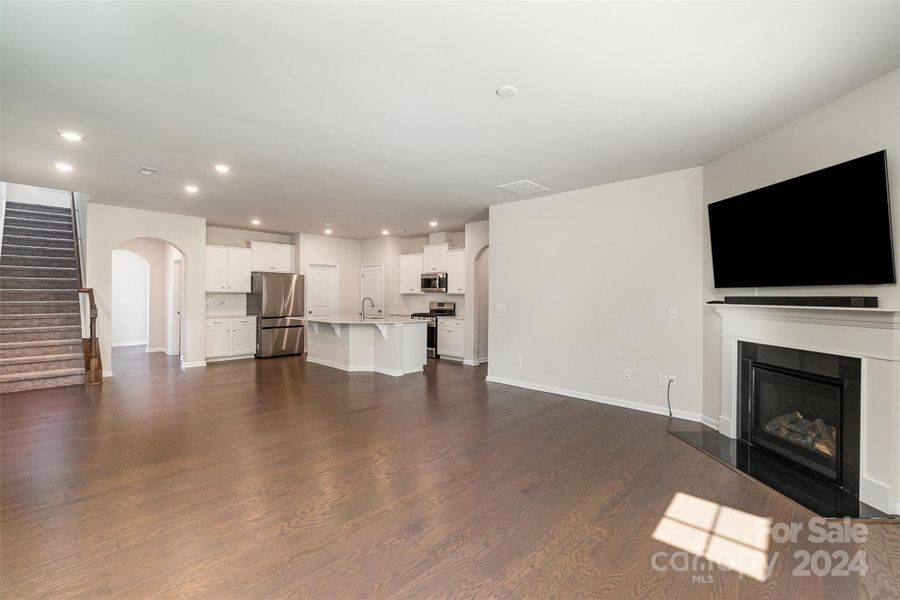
[719,296,879,308]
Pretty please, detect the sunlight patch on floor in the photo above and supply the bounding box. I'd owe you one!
[652,492,773,581]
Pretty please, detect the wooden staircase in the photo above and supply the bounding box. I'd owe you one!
[0,200,100,393]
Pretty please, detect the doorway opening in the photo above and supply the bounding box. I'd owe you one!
[474,245,489,363]
[110,238,185,375]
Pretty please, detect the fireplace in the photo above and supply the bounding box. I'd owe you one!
[739,342,860,496]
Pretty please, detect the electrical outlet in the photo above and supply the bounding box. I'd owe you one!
[623,369,632,381]
[668,376,677,387]
[668,307,678,320]
[516,354,523,365]
[658,373,668,386]
[495,302,507,313]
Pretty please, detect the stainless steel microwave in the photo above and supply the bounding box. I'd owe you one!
[421,272,448,293]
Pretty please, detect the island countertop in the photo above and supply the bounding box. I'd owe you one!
[304,316,422,325]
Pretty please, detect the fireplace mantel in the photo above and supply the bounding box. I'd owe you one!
[712,303,900,514]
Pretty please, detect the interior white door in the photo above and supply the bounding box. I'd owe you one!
[361,264,384,316]
[173,259,183,356]
[307,264,338,317]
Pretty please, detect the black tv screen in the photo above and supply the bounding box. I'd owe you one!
[708,151,894,288]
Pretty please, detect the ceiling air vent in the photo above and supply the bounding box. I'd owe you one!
[497,179,549,196]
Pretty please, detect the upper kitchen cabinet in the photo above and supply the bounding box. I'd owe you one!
[206,246,252,293]
[422,243,449,273]
[400,253,424,294]
[446,249,465,294]
[250,241,295,273]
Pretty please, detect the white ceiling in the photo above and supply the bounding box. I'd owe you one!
[1,2,897,239]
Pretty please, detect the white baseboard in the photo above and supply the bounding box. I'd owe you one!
[102,370,113,378]
[860,476,894,515]
[206,354,254,363]
[111,341,146,348]
[181,361,207,369]
[462,359,479,366]
[484,375,703,423]
[700,414,719,429]
[145,346,167,354]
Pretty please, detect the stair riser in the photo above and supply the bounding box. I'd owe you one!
[0,266,78,279]
[0,374,84,394]
[2,235,73,249]
[0,255,77,268]
[4,217,73,231]
[0,329,82,343]
[0,315,82,328]
[0,290,79,302]
[3,227,75,240]
[0,245,75,258]
[0,343,83,358]
[0,278,77,290]
[0,358,84,375]
[0,302,80,315]
[4,207,73,221]
[5,202,72,215]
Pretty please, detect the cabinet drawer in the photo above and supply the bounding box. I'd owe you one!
[234,317,256,326]
[206,318,232,327]
[439,318,464,328]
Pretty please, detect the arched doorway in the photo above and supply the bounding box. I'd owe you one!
[110,237,185,375]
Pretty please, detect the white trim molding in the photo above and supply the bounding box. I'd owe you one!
[713,303,900,515]
[485,375,704,423]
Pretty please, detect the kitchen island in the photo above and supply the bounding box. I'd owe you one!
[305,316,428,376]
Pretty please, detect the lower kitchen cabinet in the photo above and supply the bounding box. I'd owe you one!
[206,317,257,360]
[437,318,464,359]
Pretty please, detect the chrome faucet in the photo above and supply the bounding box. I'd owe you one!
[361,297,375,321]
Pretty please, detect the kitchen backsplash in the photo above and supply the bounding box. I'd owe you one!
[206,293,247,317]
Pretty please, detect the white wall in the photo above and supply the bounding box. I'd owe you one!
[701,69,900,422]
[206,225,290,247]
[488,167,705,421]
[110,250,149,346]
[4,182,71,208]
[86,204,206,374]
[292,233,362,316]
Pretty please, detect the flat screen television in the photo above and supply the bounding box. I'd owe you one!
[708,150,894,288]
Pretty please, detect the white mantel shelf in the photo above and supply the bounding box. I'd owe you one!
[712,302,900,514]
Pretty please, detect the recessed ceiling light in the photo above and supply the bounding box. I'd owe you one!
[184,185,199,193]
[251,219,261,225]
[212,164,231,174]
[376,209,387,214]
[348,216,357,220]
[54,162,73,172]
[496,85,517,98]
[381,229,389,236]
[429,221,438,227]
[139,167,158,176]
[324,228,333,235]
[57,130,84,142]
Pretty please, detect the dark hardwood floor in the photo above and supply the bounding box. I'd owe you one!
[1,346,897,599]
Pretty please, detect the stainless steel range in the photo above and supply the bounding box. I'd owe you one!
[410,301,456,358]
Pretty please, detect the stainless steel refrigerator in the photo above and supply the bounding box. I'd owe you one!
[248,272,305,358]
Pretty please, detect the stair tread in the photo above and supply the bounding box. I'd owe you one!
[0,313,82,318]
[0,353,82,365]
[0,300,79,304]
[0,367,83,383]
[0,276,79,281]
[0,325,81,333]
[0,265,76,271]
[0,338,82,349]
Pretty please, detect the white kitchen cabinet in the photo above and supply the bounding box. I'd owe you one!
[446,249,465,294]
[205,324,233,358]
[206,317,257,360]
[437,318,464,359]
[206,247,229,292]
[422,243,449,273]
[250,241,295,273]
[400,253,424,294]
[232,323,257,356]
[206,246,252,293]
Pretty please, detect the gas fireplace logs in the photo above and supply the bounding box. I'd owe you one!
[764,411,837,458]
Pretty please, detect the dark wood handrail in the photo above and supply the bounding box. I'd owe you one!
[71,193,102,385]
